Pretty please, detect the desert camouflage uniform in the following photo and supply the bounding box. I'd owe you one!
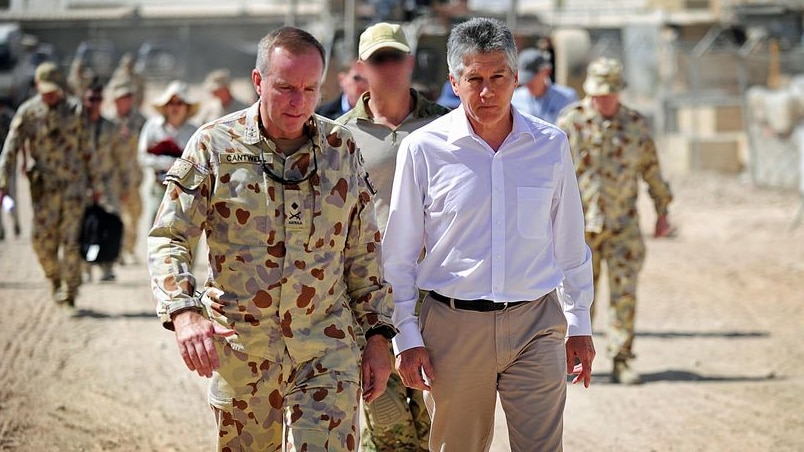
[557,97,672,361]
[338,88,448,451]
[111,109,146,256]
[0,94,97,300]
[0,105,19,240]
[148,103,394,451]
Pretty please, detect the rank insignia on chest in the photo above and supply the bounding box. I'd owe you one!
[285,190,305,231]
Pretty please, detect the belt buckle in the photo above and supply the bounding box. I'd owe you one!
[501,301,509,310]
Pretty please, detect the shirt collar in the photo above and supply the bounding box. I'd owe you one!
[243,101,263,145]
[349,88,429,122]
[446,104,533,146]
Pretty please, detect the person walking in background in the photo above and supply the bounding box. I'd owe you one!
[337,21,449,452]
[0,62,100,307]
[147,26,395,451]
[383,17,595,451]
[316,58,368,119]
[81,79,124,282]
[0,101,20,241]
[511,47,577,124]
[557,57,674,385]
[195,68,249,124]
[109,78,147,265]
[109,53,146,110]
[137,80,198,225]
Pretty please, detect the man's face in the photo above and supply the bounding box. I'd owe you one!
[252,46,323,140]
[339,64,368,106]
[115,94,133,116]
[360,49,413,93]
[40,90,62,107]
[525,67,551,95]
[590,94,620,118]
[451,51,517,130]
[83,90,103,116]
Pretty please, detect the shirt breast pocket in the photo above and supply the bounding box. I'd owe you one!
[516,187,553,240]
[212,162,270,246]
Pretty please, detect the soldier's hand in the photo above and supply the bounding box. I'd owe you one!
[361,335,394,403]
[566,335,596,388]
[654,215,674,238]
[172,310,235,378]
[396,347,434,392]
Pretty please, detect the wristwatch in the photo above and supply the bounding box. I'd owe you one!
[365,324,397,341]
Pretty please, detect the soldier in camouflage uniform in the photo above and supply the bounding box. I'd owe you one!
[109,79,147,264]
[0,62,99,306]
[556,57,674,385]
[0,102,20,241]
[82,80,125,281]
[337,22,449,451]
[147,27,395,451]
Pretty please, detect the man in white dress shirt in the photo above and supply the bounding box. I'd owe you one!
[382,17,596,451]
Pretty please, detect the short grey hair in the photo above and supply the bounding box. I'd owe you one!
[255,26,326,76]
[446,17,517,79]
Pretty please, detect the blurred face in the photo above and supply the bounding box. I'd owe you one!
[590,93,620,118]
[165,96,190,127]
[83,90,103,118]
[40,90,62,107]
[339,64,368,107]
[451,51,517,134]
[525,67,551,96]
[360,49,413,93]
[252,46,323,140]
[115,94,134,116]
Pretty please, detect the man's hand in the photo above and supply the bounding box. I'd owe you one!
[654,215,674,238]
[566,335,595,388]
[396,346,434,391]
[173,310,235,378]
[361,335,394,403]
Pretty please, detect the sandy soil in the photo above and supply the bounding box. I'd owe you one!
[1,163,803,451]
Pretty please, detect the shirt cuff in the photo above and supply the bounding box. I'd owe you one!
[564,308,593,337]
[391,321,425,355]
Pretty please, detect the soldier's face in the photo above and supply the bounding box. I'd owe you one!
[115,94,133,116]
[451,51,517,132]
[591,94,620,118]
[41,90,61,107]
[252,46,323,140]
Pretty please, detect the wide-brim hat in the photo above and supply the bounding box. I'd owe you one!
[153,80,199,117]
[358,22,411,61]
[583,57,626,96]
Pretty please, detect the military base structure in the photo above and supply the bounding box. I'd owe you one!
[0,0,802,194]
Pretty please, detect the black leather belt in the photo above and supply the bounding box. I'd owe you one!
[429,291,529,312]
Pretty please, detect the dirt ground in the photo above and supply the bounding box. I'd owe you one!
[1,157,803,450]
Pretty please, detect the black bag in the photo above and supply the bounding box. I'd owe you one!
[80,204,124,263]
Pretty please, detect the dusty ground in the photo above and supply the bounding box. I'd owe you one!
[1,161,803,451]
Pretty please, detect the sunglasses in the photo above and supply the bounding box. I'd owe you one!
[367,51,407,65]
[87,96,103,103]
[167,100,187,107]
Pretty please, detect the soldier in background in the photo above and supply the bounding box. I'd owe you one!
[109,79,147,264]
[82,79,124,282]
[556,57,674,385]
[0,101,20,240]
[338,22,449,451]
[0,62,100,307]
[195,69,250,124]
[109,53,145,110]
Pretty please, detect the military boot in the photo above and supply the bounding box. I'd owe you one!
[612,359,642,385]
[50,277,63,302]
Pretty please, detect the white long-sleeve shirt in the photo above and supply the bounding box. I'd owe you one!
[383,106,594,354]
[137,116,198,173]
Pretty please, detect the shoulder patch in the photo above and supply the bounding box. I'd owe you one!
[165,158,208,190]
[166,158,195,179]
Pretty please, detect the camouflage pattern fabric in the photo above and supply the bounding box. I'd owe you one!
[111,110,146,255]
[210,340,360,452]
[361,372,429,451]
[557,97,672,361]
[86,115,126,212]
[0,95,96,296]
[148,103,394,446]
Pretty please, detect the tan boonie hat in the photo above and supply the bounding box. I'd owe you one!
[583,57,626,96]
[358,22,410,61]
[153,80,199,117]
[34,61,63,95]
[204,69,231,92]
[110,79,135,100]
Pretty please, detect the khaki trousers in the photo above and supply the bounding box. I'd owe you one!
[421,291,567,452]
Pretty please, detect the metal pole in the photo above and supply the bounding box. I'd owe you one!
[286,0,297,27]
[345,0,356,59]
[507,0,519,32]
